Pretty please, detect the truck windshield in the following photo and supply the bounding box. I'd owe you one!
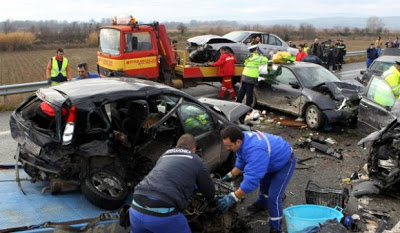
[99,29,120,55]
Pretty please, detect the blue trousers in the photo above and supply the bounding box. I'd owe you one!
[236,82,255,107]
[256,154,296,232]
[366,58,375,68]
[129,208,191,233]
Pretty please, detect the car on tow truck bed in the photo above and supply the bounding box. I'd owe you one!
[9,78,252,210]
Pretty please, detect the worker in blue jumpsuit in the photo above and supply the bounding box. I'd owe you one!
[129,134,215,233]
[217,125,296,233]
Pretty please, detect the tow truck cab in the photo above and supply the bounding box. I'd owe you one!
[97,14,176,81]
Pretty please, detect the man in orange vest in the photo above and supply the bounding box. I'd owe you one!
[210,47,237,99]
[46,48,71,85]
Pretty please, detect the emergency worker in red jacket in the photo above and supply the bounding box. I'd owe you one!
[210,47,237,99]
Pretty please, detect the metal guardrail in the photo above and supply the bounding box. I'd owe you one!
[0,81,48,104]
[0,51,367,104]
[346,51,366,57]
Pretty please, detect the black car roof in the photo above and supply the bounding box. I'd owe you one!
[50,78,183,104]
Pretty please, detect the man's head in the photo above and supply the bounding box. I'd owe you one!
[219,46,228,54]
[177,134,197,153]
[56,48,64,60]
[77,62,89,79]
[304,42,308,47]
[172,39,178,47]
[314,38,319,43]
[370,43,375,48]
[255,36,261,43]
[395,61,400,71]
[298,44,304,52]
[330,41,335,46]
[221,126,243,153]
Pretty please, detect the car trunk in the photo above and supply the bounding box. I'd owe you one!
[10,89,69,149]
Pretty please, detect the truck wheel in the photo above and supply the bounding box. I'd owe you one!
[81,169,128,210]
[305,104,324,129]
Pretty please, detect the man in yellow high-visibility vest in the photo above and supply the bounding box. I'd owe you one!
[236,45,268,106]
[382,61,400,99]
[46,48,71,86]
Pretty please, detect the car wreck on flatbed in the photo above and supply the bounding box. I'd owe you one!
[9,78,252,210]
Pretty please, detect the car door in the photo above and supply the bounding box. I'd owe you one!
[176,101,222,170]
[267,34,285,53]
[358,77,397,132]
[258,34,271,56]
[255,66,303,115]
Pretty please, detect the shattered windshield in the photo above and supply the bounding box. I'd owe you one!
[295,66,340,88]
[223,31,249,42]
[99,28,120,55]
[370,61,395,73]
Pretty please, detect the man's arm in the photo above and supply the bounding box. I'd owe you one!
[46,60,52,80]
[66,65,72,80]
[197,163,215,202]
[211,54,226,67]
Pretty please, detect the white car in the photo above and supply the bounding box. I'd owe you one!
[187,31,299,63]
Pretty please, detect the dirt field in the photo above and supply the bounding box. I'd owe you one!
[0,47,98,86]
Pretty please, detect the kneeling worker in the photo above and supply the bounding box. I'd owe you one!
[129,134,215,233]
[217,126,296,233]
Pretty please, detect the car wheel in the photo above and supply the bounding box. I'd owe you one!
[305,104,324,129]
[81,169,128,210]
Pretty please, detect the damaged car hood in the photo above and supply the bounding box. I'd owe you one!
[187,35,237,45]
[315,81,364,101]
[197,97,251,122]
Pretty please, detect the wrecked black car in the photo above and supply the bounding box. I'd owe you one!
[255,62,364,130]
[9,78,252,209]
[356,119,400,197]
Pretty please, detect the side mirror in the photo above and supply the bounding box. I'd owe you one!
[360,70,366,75]
[289,81,301,89]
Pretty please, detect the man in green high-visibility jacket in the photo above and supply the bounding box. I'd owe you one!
[236,45,268,107]
[383,61,400,99]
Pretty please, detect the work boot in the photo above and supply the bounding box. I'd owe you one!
[247,202,268,213]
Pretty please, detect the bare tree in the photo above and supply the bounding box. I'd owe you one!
[366,16,385,35]
[177,23,187,35]
[2,19,13,34]
[298,23,316,40]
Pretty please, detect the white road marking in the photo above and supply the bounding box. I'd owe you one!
[0,131,10,136]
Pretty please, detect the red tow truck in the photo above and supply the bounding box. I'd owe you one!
[97,14,244,88]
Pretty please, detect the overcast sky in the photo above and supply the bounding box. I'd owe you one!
[1,0,398,23]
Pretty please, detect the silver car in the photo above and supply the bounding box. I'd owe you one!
[187,31,299,63]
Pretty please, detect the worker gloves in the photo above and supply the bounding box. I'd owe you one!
[217,192,239,213]
[221,171,233,182]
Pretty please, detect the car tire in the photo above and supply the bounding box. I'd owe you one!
[305,104,324,129]
[81,169,128,210]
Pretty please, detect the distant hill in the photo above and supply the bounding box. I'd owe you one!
[246,16,400,30]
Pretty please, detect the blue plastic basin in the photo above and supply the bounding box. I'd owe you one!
[283,204,344,233]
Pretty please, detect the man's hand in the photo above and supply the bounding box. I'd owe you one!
[216,192,239,213]
[221,171,233,182]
